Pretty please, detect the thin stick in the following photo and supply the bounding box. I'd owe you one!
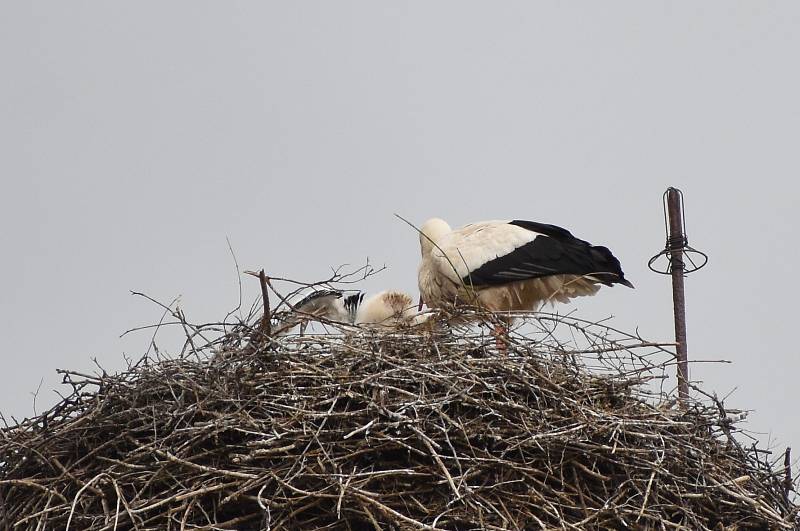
[784,447,792,500]
[259,269,272,337]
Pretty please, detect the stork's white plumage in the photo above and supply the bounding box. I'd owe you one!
[352,290,420,329]
[417,217,632,316]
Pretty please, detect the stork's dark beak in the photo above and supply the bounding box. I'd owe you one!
[619,279,635,289]
[417,296,424,311]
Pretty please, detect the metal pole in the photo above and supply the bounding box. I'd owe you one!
[666,188,689,402]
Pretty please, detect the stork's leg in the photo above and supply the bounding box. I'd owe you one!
[494,322,509,351]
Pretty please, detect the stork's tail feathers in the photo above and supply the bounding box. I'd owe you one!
[617,278,635,288]
[589,246,634,288]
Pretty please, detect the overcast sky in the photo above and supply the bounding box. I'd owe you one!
[2,2,798,459]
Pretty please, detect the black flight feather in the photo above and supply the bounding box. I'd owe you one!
[462,220,633,288]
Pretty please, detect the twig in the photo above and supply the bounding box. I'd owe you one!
[258,269,272,337]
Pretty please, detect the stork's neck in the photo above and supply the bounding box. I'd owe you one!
[419,218,451,256]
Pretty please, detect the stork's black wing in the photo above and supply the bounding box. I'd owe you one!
[293,290,342,311]
[462,220,633,288]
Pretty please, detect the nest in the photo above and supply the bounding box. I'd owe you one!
[1,302,798,530]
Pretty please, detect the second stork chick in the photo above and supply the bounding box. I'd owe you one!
[349,290,420,329]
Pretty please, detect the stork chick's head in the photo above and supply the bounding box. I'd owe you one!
[419,218,452,257]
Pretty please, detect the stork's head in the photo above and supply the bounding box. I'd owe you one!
[419,218,451,257]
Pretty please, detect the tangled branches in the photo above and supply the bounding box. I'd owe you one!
[1,303,798,529]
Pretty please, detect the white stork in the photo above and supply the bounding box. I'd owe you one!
[276,289,423,334]
[417,217,633,327]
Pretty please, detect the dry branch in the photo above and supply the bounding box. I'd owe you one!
[258,269,272,338]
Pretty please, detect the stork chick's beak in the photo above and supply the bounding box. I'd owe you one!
[417,296,424,311]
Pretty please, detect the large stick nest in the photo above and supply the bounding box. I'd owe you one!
[1,305,798,530]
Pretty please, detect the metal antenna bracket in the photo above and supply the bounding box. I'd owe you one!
[648,188,708,275]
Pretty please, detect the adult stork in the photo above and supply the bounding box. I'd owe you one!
[417,218,633,337]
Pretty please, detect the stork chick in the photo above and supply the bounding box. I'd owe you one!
[352,290,420,329]
[276,289,426,334]
[273,289,351,335]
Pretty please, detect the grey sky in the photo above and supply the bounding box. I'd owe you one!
[2,2,798,456]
